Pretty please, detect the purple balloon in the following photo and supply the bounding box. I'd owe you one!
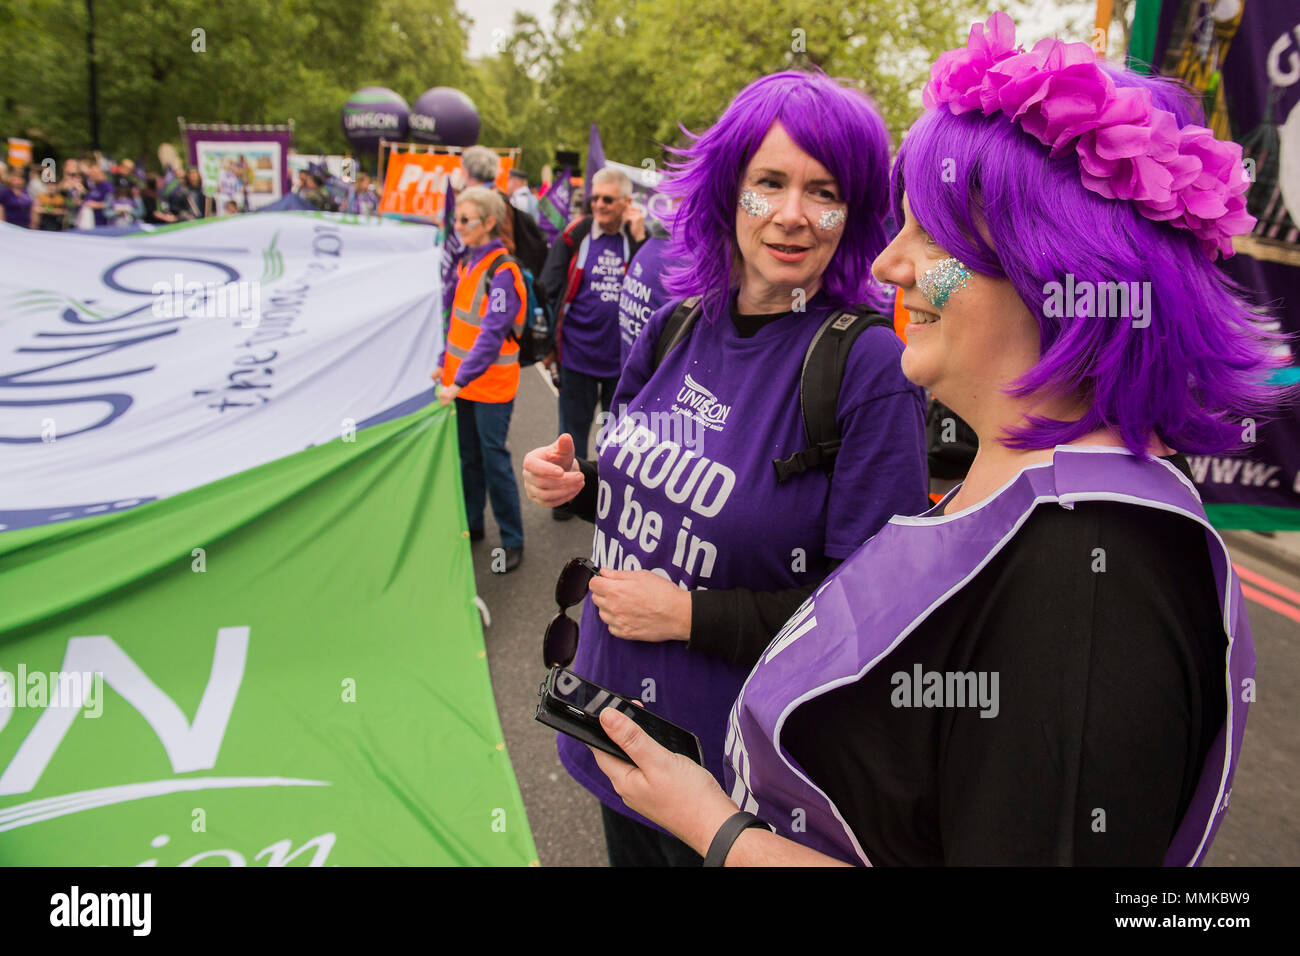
[341,87,410,154]
[409,87,480,147]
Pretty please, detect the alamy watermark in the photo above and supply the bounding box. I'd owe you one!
[0,666,104,717]
[50,886,150,935]
[1042,274,1151,328]
[596,403,708,455]
[890,665,999,718]
[151,273,262,328]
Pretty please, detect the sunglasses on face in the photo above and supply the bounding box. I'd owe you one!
[543,557,600,668]
[455,215,481,226]
[591,194,621,206]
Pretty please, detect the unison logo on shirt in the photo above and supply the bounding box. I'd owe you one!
[673,374,732,431]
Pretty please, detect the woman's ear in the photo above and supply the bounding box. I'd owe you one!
[484,215,499,235]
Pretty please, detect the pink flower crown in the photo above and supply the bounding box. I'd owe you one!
[922,11,1254,259]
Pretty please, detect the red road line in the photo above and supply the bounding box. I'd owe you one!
[1240,583,1300,625]
[1233,563,1300,608]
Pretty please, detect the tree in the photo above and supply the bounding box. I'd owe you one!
[524,0,986,170]
[0,0,469,164]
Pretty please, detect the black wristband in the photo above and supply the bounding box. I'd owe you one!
[704,811,769,868]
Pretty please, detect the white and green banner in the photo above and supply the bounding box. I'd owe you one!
[1,404,537,866]
[1,213,442,529]
[1,215,536,866]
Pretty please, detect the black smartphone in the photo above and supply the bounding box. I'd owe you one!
[535,667,704,766]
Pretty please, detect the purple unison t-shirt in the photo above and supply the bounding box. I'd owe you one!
[617,237,679,368]
[557,291,930,827]
[559,230,629,379]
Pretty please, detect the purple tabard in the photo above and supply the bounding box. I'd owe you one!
[725,446,1254,866]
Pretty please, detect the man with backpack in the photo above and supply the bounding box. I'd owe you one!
[537,167,647,520]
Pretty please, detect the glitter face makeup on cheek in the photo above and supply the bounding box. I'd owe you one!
[816,208,846,231]
[918,257,972,310]
[738,189,772,217]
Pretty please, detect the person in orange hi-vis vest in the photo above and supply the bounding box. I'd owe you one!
[432,186,527,572]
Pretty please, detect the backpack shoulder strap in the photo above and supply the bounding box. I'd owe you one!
[482,251,526,334]
[562,216,592,248]
[651,295,703,370]
[771,306,896,484]
[484,249,520,279]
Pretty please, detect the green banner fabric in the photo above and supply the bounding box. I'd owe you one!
[1204,503,1300,532]
[0,404,537,866]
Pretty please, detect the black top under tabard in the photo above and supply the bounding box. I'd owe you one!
[781,477,1228,866]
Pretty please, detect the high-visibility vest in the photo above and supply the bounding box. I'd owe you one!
[442,247,526,403]
[892,285,909,343]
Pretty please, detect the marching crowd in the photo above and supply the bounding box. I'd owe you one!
[0,155,210,230]
[0,152,403,229]
[441,12,1274,869]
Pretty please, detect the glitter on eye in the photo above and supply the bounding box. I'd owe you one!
[739,189,772,217]
[918,257,972,310]
[817,208,846,231]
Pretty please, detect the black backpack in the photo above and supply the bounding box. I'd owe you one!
[651,297,895,483]
[506,203,549,277]
[483,253,553,367]
[925,397,979,480]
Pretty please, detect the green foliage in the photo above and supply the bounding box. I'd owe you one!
[467,13,555,182]
[0,0,467,165]
[498,0,985,176]
[1,0,983,177]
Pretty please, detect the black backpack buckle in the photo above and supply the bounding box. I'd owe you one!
[772,440,842,483]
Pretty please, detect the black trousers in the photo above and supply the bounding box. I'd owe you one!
[601,804,704,867]
[557,365,619,460]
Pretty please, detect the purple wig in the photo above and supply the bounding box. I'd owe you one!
[894,60,1288,457]
[660,70,893,323]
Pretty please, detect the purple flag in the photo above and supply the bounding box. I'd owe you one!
[584,124,605,213]
[538,166,572,244]
[441,178,465,320]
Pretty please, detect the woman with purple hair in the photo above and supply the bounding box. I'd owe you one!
[522,71,930,865]
[585,12,1280,866]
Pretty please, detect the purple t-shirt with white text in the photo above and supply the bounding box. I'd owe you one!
[559,230,629,379]
[556,291,929,828]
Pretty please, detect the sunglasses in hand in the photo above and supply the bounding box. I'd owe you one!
[535,556,704,765]
[543,557,599,668]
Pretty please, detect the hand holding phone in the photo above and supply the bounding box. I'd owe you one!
[535,667,703,766]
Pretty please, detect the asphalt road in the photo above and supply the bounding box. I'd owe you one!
[471,364,1298,867]
[471,365,606,867]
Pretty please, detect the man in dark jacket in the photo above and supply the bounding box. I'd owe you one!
[537,167,647,512]
[460,146,548,276]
